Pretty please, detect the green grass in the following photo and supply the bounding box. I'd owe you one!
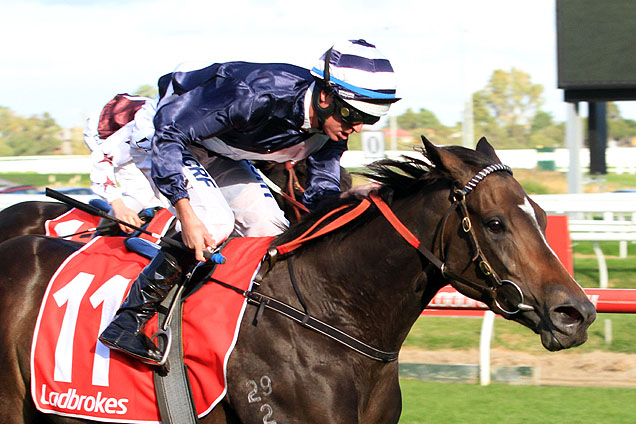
[399,379,636,423]
[404,313,636,354]
[574,256,636,289]
[597,173,636,189]
[572,241,636,289]
[0,172,90,188]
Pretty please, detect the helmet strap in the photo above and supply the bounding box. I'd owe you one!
[311,84,335,131]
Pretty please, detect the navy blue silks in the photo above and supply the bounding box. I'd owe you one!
[151,62,344,209]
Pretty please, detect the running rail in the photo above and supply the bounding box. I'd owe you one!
[424,286,636,314]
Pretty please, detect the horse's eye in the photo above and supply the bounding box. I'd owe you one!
[487,218,504,233]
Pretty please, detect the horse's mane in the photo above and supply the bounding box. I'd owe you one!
[273,144,495,247]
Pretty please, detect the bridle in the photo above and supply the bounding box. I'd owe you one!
[223,162,534,363]
[372,163,535,315]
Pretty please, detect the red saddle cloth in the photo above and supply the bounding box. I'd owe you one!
[45,208,102,241]
[31,235,274,422]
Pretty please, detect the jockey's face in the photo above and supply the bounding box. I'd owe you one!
[313,91,364,142]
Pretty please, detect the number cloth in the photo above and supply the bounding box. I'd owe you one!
[31,235,273,422]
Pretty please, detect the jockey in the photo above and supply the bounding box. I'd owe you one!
[84,94,165,232]
[99,39,400,364]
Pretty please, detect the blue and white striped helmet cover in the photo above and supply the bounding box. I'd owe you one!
[311,39,399,117]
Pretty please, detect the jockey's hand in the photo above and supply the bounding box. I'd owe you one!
[340,182,381,200]
[110,198,143,233]
[175,198,217,262]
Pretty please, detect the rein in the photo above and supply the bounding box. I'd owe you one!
[257,163,310,220]
[242,163,531,363]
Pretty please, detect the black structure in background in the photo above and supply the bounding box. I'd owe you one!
[588,102,607,175]
[556,0,636,174]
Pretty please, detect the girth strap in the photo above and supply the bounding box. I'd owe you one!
[153,283,199,424]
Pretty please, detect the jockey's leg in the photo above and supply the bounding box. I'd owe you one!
[99,148,234,364]
[205,156,289,237]
[98,250,182,364]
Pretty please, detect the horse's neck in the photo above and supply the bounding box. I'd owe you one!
[293,191,447,351]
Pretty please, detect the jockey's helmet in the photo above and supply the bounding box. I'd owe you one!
[311,39,400,124]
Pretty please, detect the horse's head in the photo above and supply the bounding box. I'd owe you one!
[422,136,596,351]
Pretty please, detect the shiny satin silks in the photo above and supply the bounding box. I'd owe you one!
[151,62,346,209]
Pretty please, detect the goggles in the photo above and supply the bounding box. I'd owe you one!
[333,97,380,126]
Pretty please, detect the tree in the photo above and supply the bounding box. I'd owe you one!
[70,126,90,155]
[606,102,636,146]
[531,110,554,133]
[473,68,544,147]
[133,84,158,99]
[395,108,441,130]
[0,108,62,156]
[472,91,506,144]
[527,111,564,148]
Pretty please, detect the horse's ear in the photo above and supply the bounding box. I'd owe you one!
[421,136,471,182]
[475,137,502,164]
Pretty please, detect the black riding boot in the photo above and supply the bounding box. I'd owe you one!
[99,250,182,364]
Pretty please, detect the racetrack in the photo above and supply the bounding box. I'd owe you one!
[400,348,636,388]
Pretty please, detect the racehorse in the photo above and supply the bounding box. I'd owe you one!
[0,160,350,244]
[0,137,596,423]
[0,200,72,242]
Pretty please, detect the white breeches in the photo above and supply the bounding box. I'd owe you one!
[174,146,289,244]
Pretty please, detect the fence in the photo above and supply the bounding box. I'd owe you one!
[531,192,636,288]
[423,286,636,385]
[2,147,636,176]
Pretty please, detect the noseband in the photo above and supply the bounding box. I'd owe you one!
[369,163,534,315]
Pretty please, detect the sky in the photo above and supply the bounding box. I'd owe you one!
[1,0,635,130]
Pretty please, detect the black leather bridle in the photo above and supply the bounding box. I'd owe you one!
[390,163,535,315]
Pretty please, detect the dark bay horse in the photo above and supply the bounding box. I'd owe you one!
[0,161,351,244]
[0,137,596,423]
[0,201,72,242]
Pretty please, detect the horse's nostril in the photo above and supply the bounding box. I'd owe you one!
[553,305,583,326]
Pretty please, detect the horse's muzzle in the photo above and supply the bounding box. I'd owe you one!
[541,295,597,351]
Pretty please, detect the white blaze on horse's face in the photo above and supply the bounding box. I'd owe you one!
[518,196,560,260]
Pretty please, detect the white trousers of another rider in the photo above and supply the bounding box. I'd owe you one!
[177,146,289,245]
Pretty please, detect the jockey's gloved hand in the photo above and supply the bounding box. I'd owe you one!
[340,182,381,200]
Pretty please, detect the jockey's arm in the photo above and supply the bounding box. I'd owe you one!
[174,198,217,262]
